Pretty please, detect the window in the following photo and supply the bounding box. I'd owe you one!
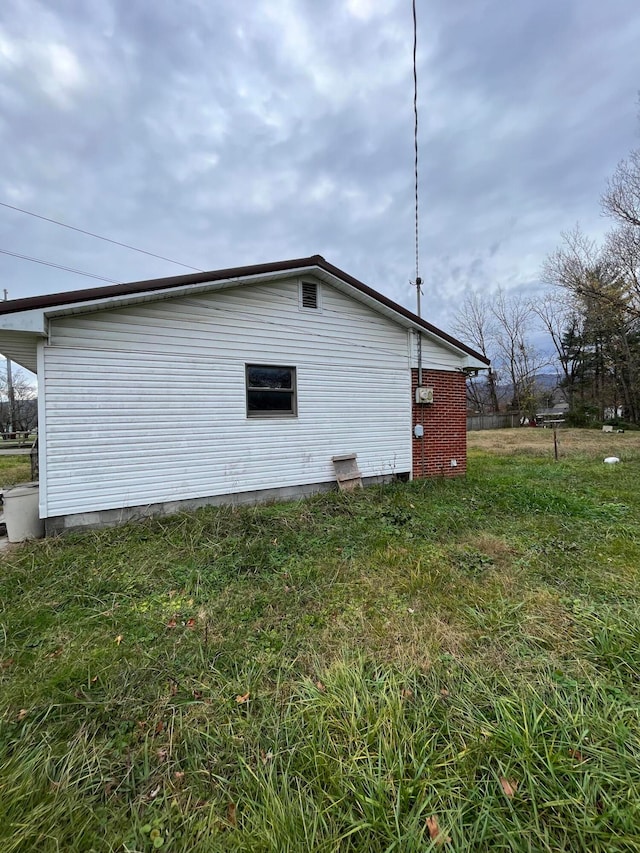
[300,280,320,310]
[246,365,297,417]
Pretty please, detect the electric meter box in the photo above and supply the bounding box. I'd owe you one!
[415,386,434,404]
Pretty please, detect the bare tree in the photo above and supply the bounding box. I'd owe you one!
[604,225,640,316]
[0,364,37,435]
[492,290,550,418]
[601,136,640,319]
[542,225,600,292]
[542,227,640,423]
[454,289,549,417]
[531,291,582,407]
[599,134,640,421]
[602,147,640,229]
[452,293,500,412]
[543,225,636,319]
[540,112,640,424]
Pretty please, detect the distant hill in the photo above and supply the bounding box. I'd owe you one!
[532,373,562,392]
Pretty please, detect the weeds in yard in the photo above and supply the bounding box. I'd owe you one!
[1,430,640,851]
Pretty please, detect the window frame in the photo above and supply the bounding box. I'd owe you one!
[245,364,298,419]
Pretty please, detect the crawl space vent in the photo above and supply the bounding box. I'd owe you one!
[301,281,318,309]
[332,453,363,492]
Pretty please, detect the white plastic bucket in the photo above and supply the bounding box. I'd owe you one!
[4,482,44,542]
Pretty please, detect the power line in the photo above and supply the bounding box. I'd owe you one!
[0,200,203,272]
[412,0,422,316]
[0,248,118,283]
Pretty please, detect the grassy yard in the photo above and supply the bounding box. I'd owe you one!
[0,453,32,488]
[1,429,640,852]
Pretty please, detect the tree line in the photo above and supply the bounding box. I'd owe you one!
[456,112,640,426]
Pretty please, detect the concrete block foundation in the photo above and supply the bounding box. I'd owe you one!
[44,474,404,534]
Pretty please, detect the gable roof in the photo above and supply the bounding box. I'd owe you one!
[0,255,489,365]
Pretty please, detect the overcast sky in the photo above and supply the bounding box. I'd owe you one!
[1,0,639,336]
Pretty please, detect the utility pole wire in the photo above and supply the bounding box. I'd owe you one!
[0,200,203,272]
[0,248,118,283]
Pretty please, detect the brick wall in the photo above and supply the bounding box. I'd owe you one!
[411,369,467,478]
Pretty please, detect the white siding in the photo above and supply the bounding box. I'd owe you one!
[0,331,41,373]
[42,278,412,517]
[409,330,467,371]
[50,279,409,367]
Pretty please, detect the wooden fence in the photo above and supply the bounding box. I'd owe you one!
[0,431,35,446]
[466,413,519,431]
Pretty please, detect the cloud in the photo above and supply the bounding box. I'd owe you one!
[346,0,396,21]
[0,0,639,340]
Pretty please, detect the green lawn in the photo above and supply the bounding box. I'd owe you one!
[1,431,640,851]
[0,453,32,488]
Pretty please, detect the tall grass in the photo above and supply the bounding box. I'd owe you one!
[2,658,639,851]
[1,431,640,851]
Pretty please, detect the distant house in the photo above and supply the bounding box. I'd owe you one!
[0,256,488,533]
[535,402,570,420]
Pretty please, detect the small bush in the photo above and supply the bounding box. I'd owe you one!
[565,404,599,427]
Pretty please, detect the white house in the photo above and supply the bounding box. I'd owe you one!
[0,256,488,532]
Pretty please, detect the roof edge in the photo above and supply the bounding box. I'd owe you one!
[1,254,489,365]
[0,255,327,316]
[315,258,489,365]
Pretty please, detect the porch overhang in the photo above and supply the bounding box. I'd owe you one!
[0,330,42,373]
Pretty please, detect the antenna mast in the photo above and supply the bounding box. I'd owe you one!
[412,0,422,317]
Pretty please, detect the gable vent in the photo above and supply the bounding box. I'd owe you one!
[301,281,318,309]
